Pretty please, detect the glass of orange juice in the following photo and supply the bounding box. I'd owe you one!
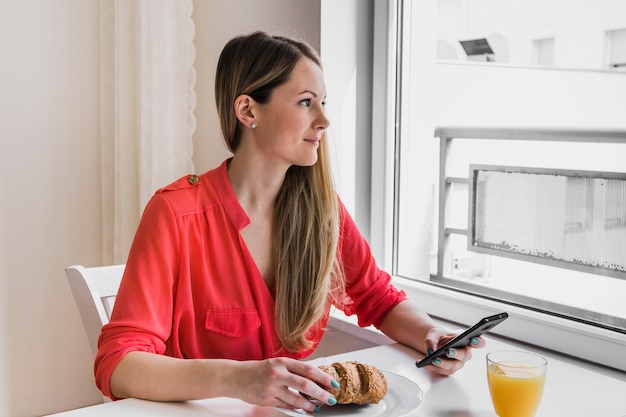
[486,350,547,417]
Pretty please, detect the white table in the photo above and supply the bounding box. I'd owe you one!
[47,335,626,416]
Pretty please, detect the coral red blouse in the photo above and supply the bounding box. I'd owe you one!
[94,159,406,399]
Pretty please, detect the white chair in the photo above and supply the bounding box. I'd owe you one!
[65,264,125,358]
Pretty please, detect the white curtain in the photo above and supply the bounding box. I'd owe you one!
[101,0,196,264]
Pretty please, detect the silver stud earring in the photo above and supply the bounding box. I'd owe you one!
[250,123,257,129]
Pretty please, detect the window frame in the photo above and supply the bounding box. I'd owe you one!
[370,0,626,372]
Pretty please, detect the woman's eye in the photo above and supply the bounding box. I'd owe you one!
[299,98,312,107]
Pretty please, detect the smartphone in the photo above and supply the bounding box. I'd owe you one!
[415,312,509,368]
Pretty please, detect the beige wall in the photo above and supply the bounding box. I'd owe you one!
[0,1,325,416]
[0,0,378,414]
[0,1,104,416]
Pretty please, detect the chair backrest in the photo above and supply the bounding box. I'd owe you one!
[65,264,125,357]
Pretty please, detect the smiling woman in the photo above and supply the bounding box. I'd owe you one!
[232,58,329,169]
[91,30,482,415]
[216,32,336,351]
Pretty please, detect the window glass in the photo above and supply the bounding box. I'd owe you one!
[436,0,626,72]
[394,0,626,333]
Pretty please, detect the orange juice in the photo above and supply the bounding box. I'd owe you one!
[487,353,547,417]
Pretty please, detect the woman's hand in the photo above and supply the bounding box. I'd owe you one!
[422,327,486,376]
[231,357,338,413]
[378,301,486,377]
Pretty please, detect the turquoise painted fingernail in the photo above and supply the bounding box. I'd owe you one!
[314,405,321,413]
[331,379,340,389]
[433,358,442,365]
[328,396,337,405]
[427,348,434,355]
[448,348,455,357]
[471,337,479,345]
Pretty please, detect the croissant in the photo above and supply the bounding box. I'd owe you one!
[318,361,387,405]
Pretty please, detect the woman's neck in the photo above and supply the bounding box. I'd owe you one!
[227,153,286,215]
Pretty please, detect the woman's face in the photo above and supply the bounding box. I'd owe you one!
[253,57,330,168]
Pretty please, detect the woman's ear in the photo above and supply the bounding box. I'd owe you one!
[234,94,257,130]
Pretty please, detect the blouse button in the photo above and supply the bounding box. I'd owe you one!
[188,174,199,185]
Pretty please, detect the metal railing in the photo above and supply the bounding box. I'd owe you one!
[434,126,626,280]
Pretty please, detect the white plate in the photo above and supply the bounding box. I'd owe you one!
[276,371,424,416]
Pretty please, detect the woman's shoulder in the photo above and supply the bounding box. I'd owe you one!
[159,173,205,193]
[151,161,229,215]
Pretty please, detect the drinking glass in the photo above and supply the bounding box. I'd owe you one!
[486,350,547,417]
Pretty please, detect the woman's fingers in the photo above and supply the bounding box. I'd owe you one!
[428,341,485,375]
[445,346,472,362]
[422,329,487,376]
[233,357,336,412]
[284,360,338,406]
[428,357,465,375]
[277,386,320,413]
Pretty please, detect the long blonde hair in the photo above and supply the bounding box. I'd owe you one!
[215,32,342,351]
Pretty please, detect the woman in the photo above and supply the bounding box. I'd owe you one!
[95,31,484,413]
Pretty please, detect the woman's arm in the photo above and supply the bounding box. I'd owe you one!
[109,351,227,401]
[110,351,338,413]
[377,300,439,354]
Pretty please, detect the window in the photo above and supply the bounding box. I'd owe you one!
[376,0,626,371]
[432,130,625,331]
[607,28,626,70]
[533,38,554,66]
[434,0,626,72]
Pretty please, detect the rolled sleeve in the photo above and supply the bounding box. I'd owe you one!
[94,193,179,399]
[337,201,406,329]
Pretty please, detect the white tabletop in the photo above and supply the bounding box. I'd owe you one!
[47,336,626,417]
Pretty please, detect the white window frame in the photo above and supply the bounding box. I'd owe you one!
[370,0,626,372]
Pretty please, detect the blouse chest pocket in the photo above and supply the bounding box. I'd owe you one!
[205,309,261,338]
